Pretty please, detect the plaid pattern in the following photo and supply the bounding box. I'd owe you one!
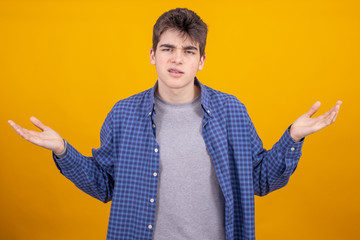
[53,77,304,240]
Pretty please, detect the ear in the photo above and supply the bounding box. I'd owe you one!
[198,54,206,71]
[150,48,156,65]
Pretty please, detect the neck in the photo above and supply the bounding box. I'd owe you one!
[156,82,201,103]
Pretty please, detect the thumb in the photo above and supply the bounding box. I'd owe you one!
[305,101,321,118]
[30,116,47,131]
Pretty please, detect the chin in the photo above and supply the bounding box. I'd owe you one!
[160,78,185,88]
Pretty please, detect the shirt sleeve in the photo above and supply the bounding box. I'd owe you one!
[52,109,115,203]
[247,108,304,196]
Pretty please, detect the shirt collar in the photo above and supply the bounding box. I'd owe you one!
[146,77,211,117]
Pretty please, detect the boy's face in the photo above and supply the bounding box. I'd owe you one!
[150,29,206,94]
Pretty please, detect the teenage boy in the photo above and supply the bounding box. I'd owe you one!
[8,8,341,240]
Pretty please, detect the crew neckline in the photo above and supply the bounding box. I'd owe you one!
[155,93,201,106]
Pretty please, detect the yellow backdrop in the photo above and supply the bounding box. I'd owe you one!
[1,0,359,239]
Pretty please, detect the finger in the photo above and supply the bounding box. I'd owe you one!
[30,116,47,131]
[331,111,339,124]
[327,111,337,125]
[335,101,342,112]
[330,103,341,124]
[315,107,339,129]
[22,129,46,146]
[320,101,342,119]
[8,120,27,137]
[20,128,37,142]
[305,101,321,118]
[10,123,41,145]
[321,107,335,119]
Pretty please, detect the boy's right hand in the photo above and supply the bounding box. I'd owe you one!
[8,117,65,154]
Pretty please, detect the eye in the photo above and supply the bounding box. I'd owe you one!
[162,48,172,52]
[186,51,195,55]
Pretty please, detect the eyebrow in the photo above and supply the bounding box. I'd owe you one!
[159,44,198,51]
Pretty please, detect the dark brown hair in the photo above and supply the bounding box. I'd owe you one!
[152,8,208,57]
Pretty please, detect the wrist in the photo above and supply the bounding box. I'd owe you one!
[289,126,302,142]
[290,134,302,143]
[54,139,66,155]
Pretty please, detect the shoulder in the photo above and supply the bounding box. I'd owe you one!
[109,88,152,115]
[204,85,247,115]
[204,85,252,134]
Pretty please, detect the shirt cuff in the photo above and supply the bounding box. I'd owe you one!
[52,141,80,173]
[54,139,68,159]
[278,126,305,175]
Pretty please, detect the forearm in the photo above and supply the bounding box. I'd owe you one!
[53,141,114,203]
[253,127,304,196]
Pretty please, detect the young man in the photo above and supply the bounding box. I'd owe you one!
[8,8,341,240]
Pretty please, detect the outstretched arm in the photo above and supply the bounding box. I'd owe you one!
[290,101,342,142]
[249,100,342,196]
[8,115,114,203]
[8,117,65,154]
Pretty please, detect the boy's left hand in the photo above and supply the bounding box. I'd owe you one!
[290,101,342,142]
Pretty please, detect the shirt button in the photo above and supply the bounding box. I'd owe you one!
[153,172,158,177]
[154,148,158,153]
[207,109,210,114]
[148,112,152,116]
[152,124,156,128]
[148,225,153,229]
[150,198,155,203]
[291,147,295,151]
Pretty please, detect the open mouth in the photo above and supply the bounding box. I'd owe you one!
[168,68,184,77]
[168,69,184,73]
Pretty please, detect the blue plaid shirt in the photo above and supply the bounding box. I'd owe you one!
[53,77,304,240]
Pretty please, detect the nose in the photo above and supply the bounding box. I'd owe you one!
[171,49,183,64]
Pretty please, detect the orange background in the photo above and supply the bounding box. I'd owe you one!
[1,0,359,239]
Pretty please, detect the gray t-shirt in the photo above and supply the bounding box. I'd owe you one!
[152,94,225,240]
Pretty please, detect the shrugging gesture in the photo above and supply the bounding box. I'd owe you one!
[290,101,342,142]
[8,116,65,154]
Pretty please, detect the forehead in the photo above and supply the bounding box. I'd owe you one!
[158,29,199,48]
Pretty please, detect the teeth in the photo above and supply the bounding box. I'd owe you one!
[170,70,181,73]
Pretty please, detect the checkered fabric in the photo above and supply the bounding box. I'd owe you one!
[53,77,304,240]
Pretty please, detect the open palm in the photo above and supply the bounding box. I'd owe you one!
[290,101,342,142]
[8,116,65,154]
